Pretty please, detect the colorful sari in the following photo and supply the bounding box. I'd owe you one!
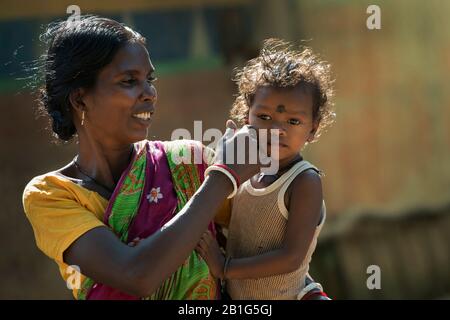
[77,140,218,300]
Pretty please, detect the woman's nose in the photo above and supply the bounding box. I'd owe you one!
[141,82,157,103]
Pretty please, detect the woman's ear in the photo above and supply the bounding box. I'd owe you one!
[69,88,86,114]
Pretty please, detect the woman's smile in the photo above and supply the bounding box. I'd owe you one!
[132,111,153,126]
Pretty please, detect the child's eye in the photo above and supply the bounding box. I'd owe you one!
[258,114,271,121]
[288,119,302,125]
[147,76,157,84]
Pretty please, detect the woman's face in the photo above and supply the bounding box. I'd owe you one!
[81,42,157,146]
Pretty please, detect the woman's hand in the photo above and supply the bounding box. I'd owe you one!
[213,120,261,182]
[195,230,226,279]
[127,237,141,247]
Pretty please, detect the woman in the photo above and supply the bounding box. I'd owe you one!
[23,15,325,300]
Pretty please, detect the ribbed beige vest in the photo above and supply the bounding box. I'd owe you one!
[226,160,326,300]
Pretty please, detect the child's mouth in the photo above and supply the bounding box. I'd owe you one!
[268,142,288,148]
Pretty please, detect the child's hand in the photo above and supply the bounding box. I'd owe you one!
[195,230,226,279]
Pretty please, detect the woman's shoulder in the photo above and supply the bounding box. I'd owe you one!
[22,170,107,264]
[24,170,72,193]
[22,170,89,213]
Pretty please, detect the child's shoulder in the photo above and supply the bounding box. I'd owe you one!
[284,164,323,225]
[279,161,323,218]
[286,160,322,187]
[288,166,322,196]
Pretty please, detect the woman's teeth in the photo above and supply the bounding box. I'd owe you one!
[133,112,151,120]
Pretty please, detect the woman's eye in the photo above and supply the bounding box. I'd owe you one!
[146,76,157,84]
[122,78,137,86]
[122,77,157,87]
[288,119,301,125]
[259,115,271,121]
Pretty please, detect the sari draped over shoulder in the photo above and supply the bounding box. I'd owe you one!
[77,140,218,300]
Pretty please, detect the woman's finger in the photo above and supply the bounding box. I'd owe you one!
[223,120,237,141]
[198,238,208,250]
[226,119,237,130]
[196,247,206,259]
[195,246,202,254]
[202,230,212,239]
[128,237,142,247]
[203,232,214,244]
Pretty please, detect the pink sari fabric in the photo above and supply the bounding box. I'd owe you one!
[85,140,216,300]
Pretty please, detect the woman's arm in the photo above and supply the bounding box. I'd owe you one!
[64,122,260,297]
[64,171,233,297]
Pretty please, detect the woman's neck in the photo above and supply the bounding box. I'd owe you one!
[76,137,135,190]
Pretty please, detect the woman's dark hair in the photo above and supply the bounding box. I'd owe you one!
[38,15,146,141]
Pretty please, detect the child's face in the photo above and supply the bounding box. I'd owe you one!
[248,86,318,163]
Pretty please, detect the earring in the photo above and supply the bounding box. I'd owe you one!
[81,111,85,126]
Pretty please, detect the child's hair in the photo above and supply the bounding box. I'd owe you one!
[230,38,335,142]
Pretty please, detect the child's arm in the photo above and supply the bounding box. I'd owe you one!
[197,170,323,280]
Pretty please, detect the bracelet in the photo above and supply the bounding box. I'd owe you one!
[222,256,232,280]
[301,290,330,300]
[204,165,238,199]
[297,282,325,300]
[213,164,241,188]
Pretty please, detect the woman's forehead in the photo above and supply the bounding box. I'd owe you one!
[108,42,154,75]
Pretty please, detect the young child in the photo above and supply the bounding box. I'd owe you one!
[196,39,335,300]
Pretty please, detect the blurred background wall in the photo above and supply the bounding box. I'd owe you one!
[0,0,449,299]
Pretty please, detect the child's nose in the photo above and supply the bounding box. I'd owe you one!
[271,124,287,136]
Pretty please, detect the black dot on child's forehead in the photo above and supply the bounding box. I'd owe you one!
[276,105,286,113]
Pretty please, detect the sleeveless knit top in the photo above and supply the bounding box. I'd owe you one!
[225,160,326,300]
